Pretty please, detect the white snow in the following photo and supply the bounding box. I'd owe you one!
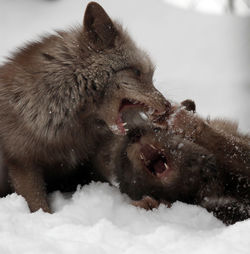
[0,0,249,253]
[1,182,249,254]
[164,0,250,16]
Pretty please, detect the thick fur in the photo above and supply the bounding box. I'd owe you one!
[92,105,250,225]
[168,108,250,224]
[0,2,169,212]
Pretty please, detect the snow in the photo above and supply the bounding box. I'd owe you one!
[0,0,249,253]
[164,0,250,16]
[1,182,249,254]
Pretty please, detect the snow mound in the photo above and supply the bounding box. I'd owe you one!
[0,182,249,254]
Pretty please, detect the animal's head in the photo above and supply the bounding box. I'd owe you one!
[94,106,217,203]
[78,2,171,134]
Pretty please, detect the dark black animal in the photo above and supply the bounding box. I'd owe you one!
[92,105,250,225]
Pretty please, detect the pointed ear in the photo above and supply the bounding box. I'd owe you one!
[83,2,118,50]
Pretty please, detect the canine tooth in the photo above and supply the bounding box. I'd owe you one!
[164,163,169,170]
[140,153,146,160]
[149,144,157,150]
[148,107,154,115]
[122,122,127,126]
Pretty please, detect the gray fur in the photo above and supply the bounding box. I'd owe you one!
[0,2,169,212]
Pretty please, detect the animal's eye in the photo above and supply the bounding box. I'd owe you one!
[134,69,141,77]
[114,67,141,78]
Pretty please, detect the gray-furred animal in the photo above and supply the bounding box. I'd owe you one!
[0,2,170,212]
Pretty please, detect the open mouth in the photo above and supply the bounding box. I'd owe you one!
[139,144,171,178]
[110,98,169,135]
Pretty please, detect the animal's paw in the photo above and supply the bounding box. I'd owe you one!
[131,196,160,210]
[131,196,171,210]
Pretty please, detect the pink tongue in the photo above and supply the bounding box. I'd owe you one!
[116,113,126,135]
[153,160,166,174]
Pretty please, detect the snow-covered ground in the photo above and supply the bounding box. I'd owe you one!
[0,0,249,253]
[1,182,249,254]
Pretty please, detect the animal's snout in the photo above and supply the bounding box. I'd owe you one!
[151,100,172,127]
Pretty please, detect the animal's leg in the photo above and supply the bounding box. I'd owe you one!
[8,162,50,213]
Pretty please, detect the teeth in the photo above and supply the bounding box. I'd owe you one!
[129,99,139,105]
[152,116,160,122]
[109,124,125,136]
[150,144,157,150]
[122,122,127,126]
[147,107,155,115]
[140,153,145,160]
[164,163,169,170]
